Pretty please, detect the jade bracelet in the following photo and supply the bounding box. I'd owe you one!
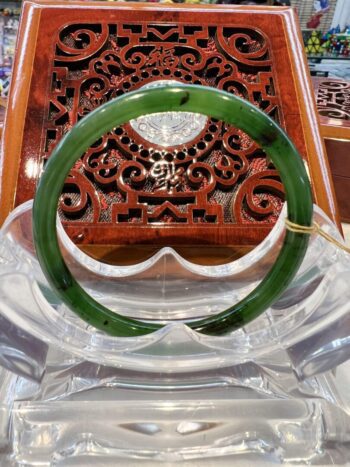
[32,85,313,337]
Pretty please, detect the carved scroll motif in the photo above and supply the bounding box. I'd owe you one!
[44,23,285,227]
[316,80,350,121]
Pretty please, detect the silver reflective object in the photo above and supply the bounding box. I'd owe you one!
[130,80,208,146]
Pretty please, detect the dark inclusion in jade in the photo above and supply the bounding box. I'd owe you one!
[33,86,312,337]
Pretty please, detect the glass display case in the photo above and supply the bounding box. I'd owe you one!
[0,1,350,465]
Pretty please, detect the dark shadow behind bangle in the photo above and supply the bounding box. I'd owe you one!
[32,85,313,337]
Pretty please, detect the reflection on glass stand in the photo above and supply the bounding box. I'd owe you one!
[1,86,350,465]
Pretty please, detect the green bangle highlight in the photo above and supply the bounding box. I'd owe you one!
[33,85,313,337]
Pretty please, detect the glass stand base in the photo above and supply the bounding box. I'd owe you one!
[1,367,350,466]
[5,399,350,466]
[1,202,350,465]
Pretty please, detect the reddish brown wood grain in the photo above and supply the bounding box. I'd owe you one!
[0,1,339,263]
[313,77,350,137]
[313,77,350,222]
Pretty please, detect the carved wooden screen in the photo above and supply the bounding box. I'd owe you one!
[45,23,284,238]
[313,78,350,132]
[313,77,350,223]
[1,2,338,254]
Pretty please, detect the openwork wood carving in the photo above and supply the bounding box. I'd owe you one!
[315,79,350,121]
[45,23,284,232]
[2,3,339,251]
[312,77,350,223]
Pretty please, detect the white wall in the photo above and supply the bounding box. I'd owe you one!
[331,0,350,29]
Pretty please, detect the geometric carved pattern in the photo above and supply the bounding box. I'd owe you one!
[312,77,350,223]
[45,23,284,228]
[315,79,350,121]
[1,2,340,254]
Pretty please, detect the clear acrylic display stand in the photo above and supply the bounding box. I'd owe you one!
[1,84,350,465]
[1,200,350,465]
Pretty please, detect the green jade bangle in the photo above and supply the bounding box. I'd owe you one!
[33,85,313,337]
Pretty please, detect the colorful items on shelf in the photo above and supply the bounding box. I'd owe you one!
[0,77,10,97]
[0,14,19,86]
[305,25,350,57]
[321,26,350,56]
[0,7,21,17]
[305,31,323,54]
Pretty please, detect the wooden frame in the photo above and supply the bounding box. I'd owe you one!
[0,1,339,262]
[313,77,350,222]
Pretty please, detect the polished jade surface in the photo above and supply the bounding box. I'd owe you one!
[32,85,313,336]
